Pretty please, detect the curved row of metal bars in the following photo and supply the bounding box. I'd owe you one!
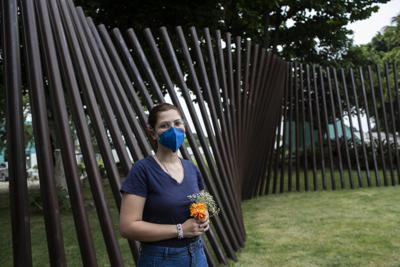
[265,63,400,194]
[5,0,399,266]
[3,0,287,265]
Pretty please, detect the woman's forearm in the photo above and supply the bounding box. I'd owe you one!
[121,220,177,242]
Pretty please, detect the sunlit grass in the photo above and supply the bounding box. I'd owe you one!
[1,174,400,266]
[229,186,400,267]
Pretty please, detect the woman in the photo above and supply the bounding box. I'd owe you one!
[120,103,209,267]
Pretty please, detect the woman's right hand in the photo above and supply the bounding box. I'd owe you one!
[182,218,209,238]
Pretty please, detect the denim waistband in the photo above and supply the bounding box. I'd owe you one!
[140,238,203,257]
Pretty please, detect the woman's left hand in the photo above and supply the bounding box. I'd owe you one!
[197,210,210,233]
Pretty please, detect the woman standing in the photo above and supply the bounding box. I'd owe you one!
[120,103,209,267]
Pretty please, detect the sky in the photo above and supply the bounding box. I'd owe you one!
[347,0,400,45]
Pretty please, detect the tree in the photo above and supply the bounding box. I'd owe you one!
[340,13,400,132]
[343,13,400,67]
[75,0,389,65]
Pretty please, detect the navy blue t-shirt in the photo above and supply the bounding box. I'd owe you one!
[120,155,205,247]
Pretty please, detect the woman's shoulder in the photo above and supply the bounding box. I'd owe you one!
[129,155,154,172]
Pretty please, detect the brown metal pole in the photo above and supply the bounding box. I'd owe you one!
[367,66,388,186]
[312,65,327,190]
[326,67,345,188]
[288,63,294,191]
[20,0,67,264]
[35,0,98,264]
[384,62,400,183]
[332,68,354,188]
[294,63,301,191]
[358,67,381,186]
[3,0,33,265]
[299,64,309,191]
[48,1,125,264]
[393,62,400,179]
[349,68,371,186]
[376,64,396,185]
[340,68,363,188]
[305,65,318,190]
[319,67,336,190]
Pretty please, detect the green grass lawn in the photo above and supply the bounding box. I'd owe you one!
[0,180,136,267]
[1,178,400,266]
[230,186,400,267]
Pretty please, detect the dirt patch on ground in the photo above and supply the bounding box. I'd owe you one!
[0,180,40,193]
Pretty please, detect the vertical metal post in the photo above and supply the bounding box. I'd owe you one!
[340,68,363,187]
[306,65,318,190]
[367,66,388,185]
[326,67,345,188]
[300,64,309,191]
[376,65,395,185]
[312,65,327,190]
[359,67,381,186]
[319,67,336,190]
[332,68,353,188]
[349,68,371,186]
[3,0,33,265]
[384,63,400,183]
[294,63,300,191]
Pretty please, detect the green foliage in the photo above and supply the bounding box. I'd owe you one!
[28,187,71,213]
[74,0,389,65]
[342,13,400,67]
[77,159,107,178]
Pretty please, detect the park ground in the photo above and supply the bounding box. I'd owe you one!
[1,179,400,266]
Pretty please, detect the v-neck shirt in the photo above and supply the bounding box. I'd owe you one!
[152,156,185,184]
[120,155,205,247]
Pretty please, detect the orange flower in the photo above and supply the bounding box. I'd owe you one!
[190,202,208,221]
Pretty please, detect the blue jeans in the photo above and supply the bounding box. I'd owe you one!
[137,238,209,267]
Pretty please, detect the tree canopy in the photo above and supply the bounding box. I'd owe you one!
[75,0,389,65]
[0,0,397,152]
[343,13,400,67]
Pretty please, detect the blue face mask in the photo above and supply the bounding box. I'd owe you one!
[158,127,185,152]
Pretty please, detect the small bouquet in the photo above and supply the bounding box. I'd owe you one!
[187,191,220,222]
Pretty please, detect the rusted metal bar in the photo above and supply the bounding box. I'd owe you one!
[272,97,284,194]
[384,63,400,183]
[306,65,318,190]
[214,30,237,178]
[144,26,242,253]
[294,63,301,191]
[189,28,238,198]
[91,23,151,156]
[35,0,98,264]
[288,63,294,191]
[152,28,237,262]
[175,26,234,264]
[299,64,309,191]
[62,4,140,261]
[376,64,396,185]
[358,67,381,186]
[340,68,363,187]
[49,2,125,265]
[367,66,388,185]
[253,57,287,196]
[319,67,336,190]
[4,0,33,265]
[312,65,327,190]
[332,68,353,188]
[279,64,290,193]
[326,67,345,188]
[393,62,400,178]
[349,68,371,186]
[20,0,67,264]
